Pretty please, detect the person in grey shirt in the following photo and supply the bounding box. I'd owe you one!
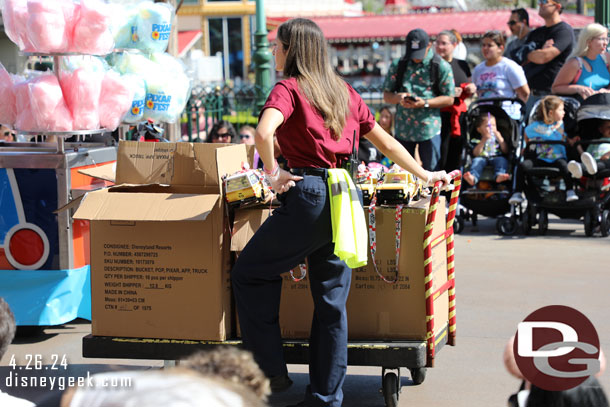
[505,8,532,62]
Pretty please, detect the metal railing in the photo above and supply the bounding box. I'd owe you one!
[180,82,387,142]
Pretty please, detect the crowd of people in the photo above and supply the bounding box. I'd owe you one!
[1,5,609,406]
[376,0,609,207]
[172,0,607,196]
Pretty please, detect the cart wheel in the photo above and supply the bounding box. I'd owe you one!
[601,210,610,238]
[538,210,548,236]
[496,216,517,235]
[584,210,594,237]
[409,367,426,385]
[382,372,399,407]
[453,215,464,234]
[471,212,478,227]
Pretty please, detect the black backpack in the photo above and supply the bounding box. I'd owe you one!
[392,53,443,96]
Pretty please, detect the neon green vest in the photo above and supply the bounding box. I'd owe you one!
[327,169,368,268]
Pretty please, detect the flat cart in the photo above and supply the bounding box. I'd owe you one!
[82,171,462,407]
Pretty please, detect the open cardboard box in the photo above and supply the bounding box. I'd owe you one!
[74,141,247,340]
[231,197,448,340]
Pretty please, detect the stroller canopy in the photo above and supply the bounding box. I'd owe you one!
[577,93,610,122]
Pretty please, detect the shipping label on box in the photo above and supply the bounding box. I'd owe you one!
[75,141,247,340]
[89,215,231,340]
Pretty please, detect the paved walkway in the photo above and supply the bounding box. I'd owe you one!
[1,216,608,406]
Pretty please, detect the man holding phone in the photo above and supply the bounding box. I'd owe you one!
[383,28,455,170]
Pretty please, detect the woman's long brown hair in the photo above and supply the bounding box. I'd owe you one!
[277,18,350,141]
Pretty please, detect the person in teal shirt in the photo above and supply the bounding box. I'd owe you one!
[383,28,455,171]
[552,23,610,101]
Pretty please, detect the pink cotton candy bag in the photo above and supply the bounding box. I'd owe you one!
[29,74,73,131]
[99,71,134,131]
[2,0,36,51]
[60,67,103,130]
[14,80,37,131]
[0,64,17,127]
[72,0,114,54]
[27,0,68,52]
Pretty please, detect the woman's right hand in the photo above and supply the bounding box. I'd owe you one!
[425,170,452,189]
[266,167,303,194]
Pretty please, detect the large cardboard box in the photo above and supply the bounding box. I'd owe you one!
[74,141,247,340]
[231,197,448,340]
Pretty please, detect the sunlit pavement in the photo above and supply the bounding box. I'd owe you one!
[2,216,609,406]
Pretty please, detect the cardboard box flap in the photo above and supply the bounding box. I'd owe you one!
[214,144,249,187]
[116,141,248,189]
[77,162,116,183]
[230,208,271,251]
[108,184,210,195]
[74,189,219,221]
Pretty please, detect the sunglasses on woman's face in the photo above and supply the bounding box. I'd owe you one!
[538,0,558,5]
[4,131,16,137]
[213,131,231,140]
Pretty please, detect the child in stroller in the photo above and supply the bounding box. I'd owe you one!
[565,93,610,236]
[454,98,524,235]
[463,112,511,186]
[509,95,579,205]
[568,119,610,178]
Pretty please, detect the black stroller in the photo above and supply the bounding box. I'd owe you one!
[570,93,610,236]
[516,96,602,235]
[454,98,526,235]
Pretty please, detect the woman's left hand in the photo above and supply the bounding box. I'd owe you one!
[266,167,303,194]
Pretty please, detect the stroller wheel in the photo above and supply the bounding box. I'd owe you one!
[496,216,517,236]
[584,210,594,237]
[601,210,610,238]
[538,210,548,235]
[453,215,465,234]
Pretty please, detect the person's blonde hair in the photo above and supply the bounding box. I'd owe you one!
[534,95,564,124]
[277,18,350,141]
[572,23,608,58]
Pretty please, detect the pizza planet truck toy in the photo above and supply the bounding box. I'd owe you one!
[355,163,385,205]
[375,165,424,205]
[223,168,271,208]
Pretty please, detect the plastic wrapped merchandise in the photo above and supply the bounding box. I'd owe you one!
[61,54,109,73]
[144,54,191,123]
[110,51,157,77]
[26,0,68,53]
[59,66,104,130]
[28,74,73,131]
[1,0,36,51]
[14,80,38,131]
[98,71,134,131]
[0,64,17,127]
[72,0,114,55]
[135,1,174,52]
[121,73,146,124]
[109,3,139,50]
[60,0,79,51]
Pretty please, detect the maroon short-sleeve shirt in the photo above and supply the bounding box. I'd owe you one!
[261,77,376,169]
